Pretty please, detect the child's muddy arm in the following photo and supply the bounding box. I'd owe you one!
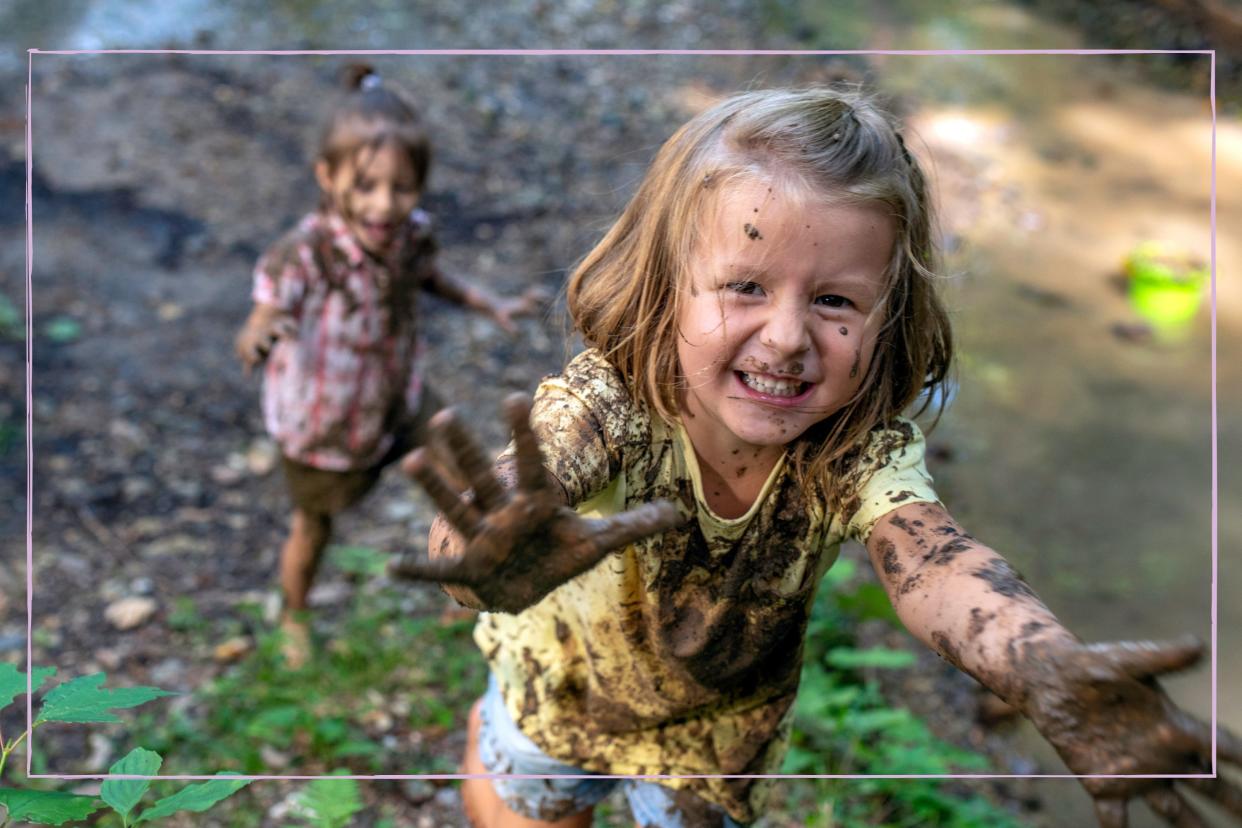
[865,500,1074,699]
[867,500,1242,826]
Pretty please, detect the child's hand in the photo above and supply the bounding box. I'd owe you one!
[1019,635,1242,825]
[487,287,549,334]
[235,306,297,374]
[388,394,683,613]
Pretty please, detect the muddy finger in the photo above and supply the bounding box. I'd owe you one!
[586,500,683,552]
[503,394,549,493]
[435,411,507,512]
[1093,798,1128,828]
[1079,636,1203,683]
[1171,713,1242,767]
[386,552,477,586]
[1184,776,1242,820]
[404,447,482,537]
[1143,787,1209,827]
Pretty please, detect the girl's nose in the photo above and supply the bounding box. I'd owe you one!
[759,303,812,356]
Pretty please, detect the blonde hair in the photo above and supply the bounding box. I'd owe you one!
[567,87,953,513]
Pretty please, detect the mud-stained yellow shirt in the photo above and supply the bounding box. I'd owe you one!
[474,349,940,822]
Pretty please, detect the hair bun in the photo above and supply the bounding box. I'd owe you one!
[341,63,377,91]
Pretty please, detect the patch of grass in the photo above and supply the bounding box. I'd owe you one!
[132,572,484,778]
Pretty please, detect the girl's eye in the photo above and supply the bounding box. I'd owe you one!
[354,179,375,194]
[815,294,854,309]
[725,280,764,296]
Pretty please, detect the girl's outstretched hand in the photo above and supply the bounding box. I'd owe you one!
[488,286,550,334]
[1018,635,1242,826]
[388,394,683,613]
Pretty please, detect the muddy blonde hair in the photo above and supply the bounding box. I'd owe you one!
[317,64,431,195]
[567,87,953,513]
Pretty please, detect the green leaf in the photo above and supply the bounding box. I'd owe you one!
[0,664,56,712]
[35,674,175,724]
[0,787,102,825]
[101,747,162,822]
[835,582,902,626]
[134,774,250,822]
[292,773,363,828]
[825,646,917,670]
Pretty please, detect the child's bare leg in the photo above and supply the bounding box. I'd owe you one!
[278,508,331,667]
[462,699,592,828]
[280,508,332,611]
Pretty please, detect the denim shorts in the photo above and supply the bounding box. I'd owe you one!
[477,676,744,827]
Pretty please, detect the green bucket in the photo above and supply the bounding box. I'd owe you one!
[1124,241,1208,330]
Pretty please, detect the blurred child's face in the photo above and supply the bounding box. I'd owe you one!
[677,177,894,458]
[315,139,421,256]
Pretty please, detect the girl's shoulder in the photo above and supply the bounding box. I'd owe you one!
[539,348,654,448]
[554,349,635,412]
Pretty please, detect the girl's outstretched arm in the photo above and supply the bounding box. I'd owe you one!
[389,394,682,612]
[420,264,545,333]
[866,500,1242,827]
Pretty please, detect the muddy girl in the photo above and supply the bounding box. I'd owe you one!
[236,64,541,668]
[391,87,1241,827]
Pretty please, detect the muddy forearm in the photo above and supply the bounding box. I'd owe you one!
[868,502,1077,708]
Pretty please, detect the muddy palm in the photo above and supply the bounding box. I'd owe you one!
[389,394,682,613]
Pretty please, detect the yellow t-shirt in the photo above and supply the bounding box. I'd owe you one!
[474,349,940,821]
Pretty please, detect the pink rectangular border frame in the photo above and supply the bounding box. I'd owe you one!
[21,45,1222,784]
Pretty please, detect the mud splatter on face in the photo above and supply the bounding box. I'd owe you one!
[786,361,804,375]
[735,466,748,478]
[839,326,848,336]
[743,223,763,241]
[849,349,861,379]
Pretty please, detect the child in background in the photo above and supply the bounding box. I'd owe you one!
[237,65,541,668]
[393,87,1241,827]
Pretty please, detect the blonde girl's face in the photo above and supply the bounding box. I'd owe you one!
[315,139,421,256]
[676,177,895,462]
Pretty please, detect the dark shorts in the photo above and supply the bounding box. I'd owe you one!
[281,385,443,516]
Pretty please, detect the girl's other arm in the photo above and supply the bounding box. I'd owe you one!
[421,264,545,333]
[867,500,1242,826]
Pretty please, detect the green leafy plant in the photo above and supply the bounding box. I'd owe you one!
[0,664,250,826]
[131,563,484,777]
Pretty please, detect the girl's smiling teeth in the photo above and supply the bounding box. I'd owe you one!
[737,370,811,398]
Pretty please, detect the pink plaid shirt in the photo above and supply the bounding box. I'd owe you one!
[253,209,437,470]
